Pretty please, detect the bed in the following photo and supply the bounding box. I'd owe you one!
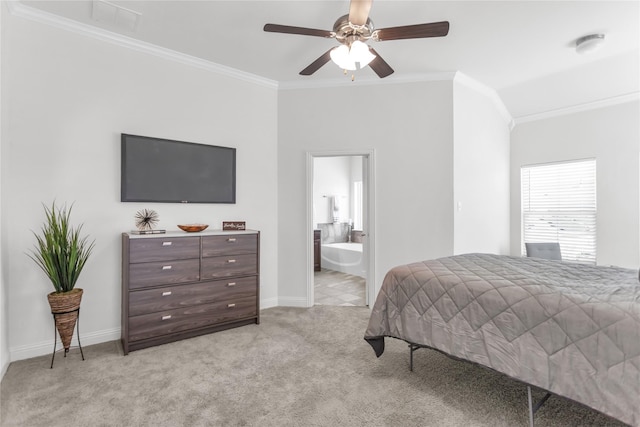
[364,254,640,426]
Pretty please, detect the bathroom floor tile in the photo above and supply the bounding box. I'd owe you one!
[314,269,366,307]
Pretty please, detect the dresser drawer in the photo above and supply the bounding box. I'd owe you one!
[128,277,258,317]
[129,259,200,290]
[129,237,200,263]
[201,254,257,279]
[202,234,257,257]
[128,296,257,342]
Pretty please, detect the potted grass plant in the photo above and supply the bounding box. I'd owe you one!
[28,202,95,353]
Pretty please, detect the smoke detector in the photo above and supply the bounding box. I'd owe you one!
[575,34,605,54]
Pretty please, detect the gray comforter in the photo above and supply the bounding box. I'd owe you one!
[364,254,640,426]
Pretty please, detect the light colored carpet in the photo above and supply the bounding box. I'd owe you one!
[0,306,627,426]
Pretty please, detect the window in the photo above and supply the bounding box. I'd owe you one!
[521,159,596,264]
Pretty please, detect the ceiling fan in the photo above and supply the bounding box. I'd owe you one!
[263,0,449,78]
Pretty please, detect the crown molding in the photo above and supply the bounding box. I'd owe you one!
[513,92,640,126]
[11,0,631,125]
[6,1,278,90]
[453,72,515,130]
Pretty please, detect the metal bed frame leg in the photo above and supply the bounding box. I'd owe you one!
[527,385,552,427]
[407,344,553,427]
[409,344,419,371]
[409,344,553,426]
[528,386,535,427]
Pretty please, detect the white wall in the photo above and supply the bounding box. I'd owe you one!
[0,1,9,378]
[453,76,511,255]
[313,156,352,225]
[510,101,640,267]
[3,11,278,360]
[278,81,455,304]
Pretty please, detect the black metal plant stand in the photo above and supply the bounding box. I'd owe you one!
[50,308,85,369]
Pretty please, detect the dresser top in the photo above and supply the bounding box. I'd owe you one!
[124,229,259,239]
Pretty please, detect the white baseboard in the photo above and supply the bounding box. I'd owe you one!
[277,296,310,307]
[0,359,9,379]
[8,298,307,362]
[9,327,120,362]
[260,297,279,310]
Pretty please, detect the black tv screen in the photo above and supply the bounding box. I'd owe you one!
[121,134,236,203]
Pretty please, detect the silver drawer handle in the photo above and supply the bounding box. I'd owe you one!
[227,259,236,263]
[227,238,236,242]
[227,303,236,308]
[162,315,172,320]
[227,282,236,287]
[162,291,172,296]
[162,265,172,270]
[162,241,172,246]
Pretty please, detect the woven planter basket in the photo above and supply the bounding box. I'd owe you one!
[47,288,83,351]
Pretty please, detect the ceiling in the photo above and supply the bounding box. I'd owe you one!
[18,1,640,121]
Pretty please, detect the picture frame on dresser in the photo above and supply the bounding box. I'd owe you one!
[121,229,260,354]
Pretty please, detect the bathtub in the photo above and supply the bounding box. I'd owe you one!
[320,242,365,278]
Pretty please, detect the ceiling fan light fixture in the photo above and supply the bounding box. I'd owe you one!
[575,34,605,54]
[350,40,376,68]
[330,45,356,70]
[330,41,376,71]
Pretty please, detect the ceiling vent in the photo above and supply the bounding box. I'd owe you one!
[91,0,141,32]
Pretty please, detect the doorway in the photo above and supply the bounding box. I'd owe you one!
[306,150,375,308]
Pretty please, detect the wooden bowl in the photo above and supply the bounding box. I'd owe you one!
[177,224,209,233]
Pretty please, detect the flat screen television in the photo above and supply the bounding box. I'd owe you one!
[121,134,236,203]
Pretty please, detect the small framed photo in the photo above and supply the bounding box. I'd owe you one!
[222,221,246,231]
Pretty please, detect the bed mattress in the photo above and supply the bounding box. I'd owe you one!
[364,254,640,426]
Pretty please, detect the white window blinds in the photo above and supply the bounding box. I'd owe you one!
[521,159,596,264]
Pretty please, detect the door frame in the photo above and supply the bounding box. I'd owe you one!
[306,149,376,307]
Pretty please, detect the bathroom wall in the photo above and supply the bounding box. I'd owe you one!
[313,156,352,225]
[317,223,351,244]
[313,156,364,244]
[349,156,363,230]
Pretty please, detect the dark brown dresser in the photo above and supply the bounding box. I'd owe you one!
[121,230,259,354]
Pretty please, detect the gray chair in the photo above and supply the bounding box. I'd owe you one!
[525,242,562,261]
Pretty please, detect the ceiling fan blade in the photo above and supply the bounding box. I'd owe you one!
[368,48,394,78]
[300,48,334,76]
[349,0,373,26]
[374,21,450,41]
[264,24,333,38]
